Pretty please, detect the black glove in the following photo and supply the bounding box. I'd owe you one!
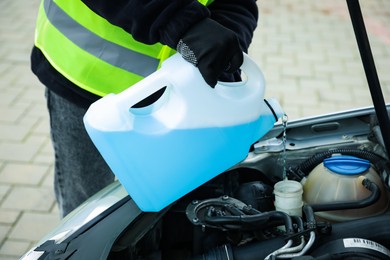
[177,18,243,87]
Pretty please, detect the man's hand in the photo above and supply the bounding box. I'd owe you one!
[177,18,243,87]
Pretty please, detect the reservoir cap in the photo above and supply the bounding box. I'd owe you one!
[324,155,370,175]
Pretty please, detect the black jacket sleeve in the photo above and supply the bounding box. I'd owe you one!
[79,0,210,49]
[80,0,258,51]
[208,0,258,52]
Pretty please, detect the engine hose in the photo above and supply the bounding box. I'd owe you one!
[197,213,309,260]
[264,239,294,260]
[196,213,311,260]
[265,215,310,260]
[303,205,316,224]
[291,215,304,233]
[287,148,389,181]
[204,210,294,235]
[278,231,316,259]
[310,178,380,212]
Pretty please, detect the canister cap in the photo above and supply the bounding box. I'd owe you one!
[324,155,370,175]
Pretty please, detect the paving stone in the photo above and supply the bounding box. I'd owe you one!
[282,66,314,79]
[0,163,48,185]
[2,88,24,104]
[331,74,368,88]
[0,224,11,245]
[6,51,30,64]
[0,93,18,108]
[1,186,54,212]
[33,154,54,165]
[51,204,59,216]
[0,209,20,225]
[0,142,40,162]
[0,106,27,124]
[0,255,19,260]
[10,103,36,119]
[39,140,53,156]
[18,87,46,103]
[32,119,50,136]
[269,77,300,89]
[41,169,54,188]
[0,240,31,257]
[313,63,347,76]
[0,185,11,204]
[382,83,390,97]
[24,135,48,150]
[0,124,30,142]
[8,212,60,242]
[319,89,355,103]
[296,52,327,63]
[265,54,296,66]
[23,103,48,119]
[17,117,41,136]
[299,79,332,90]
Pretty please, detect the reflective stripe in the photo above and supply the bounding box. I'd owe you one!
[199,0,215,5]
[43,0,159,77]
[36,0,213,96]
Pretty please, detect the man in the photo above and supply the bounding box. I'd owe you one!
[31,0,258,217]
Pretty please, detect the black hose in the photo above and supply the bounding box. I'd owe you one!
[310,179,380,212]
[287,148,389,181]
[291,215,304,233]
[204,210,295,235]
[303,205,315,225]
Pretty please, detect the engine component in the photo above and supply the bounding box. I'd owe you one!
[234,181,274,212]
[186,196,294,233]
[274,180,303,217]
[311,238,390,260]
[303,155,389,222]
[186,196,248,229]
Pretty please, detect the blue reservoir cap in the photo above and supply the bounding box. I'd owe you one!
[323,155,370,175]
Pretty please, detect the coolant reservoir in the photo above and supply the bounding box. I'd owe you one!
[84,53,283,212]
[303,155,389,222]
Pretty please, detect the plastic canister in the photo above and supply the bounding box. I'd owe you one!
[274,180,303,216]
[303,155,389,222]
[84,53,284,212]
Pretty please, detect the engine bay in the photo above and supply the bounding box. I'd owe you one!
[108,108,390,260]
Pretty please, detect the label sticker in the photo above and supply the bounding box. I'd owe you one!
[343,238,390,256]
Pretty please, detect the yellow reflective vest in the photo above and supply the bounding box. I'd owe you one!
[35,0,213,96]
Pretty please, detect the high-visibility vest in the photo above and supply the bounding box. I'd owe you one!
[35,0,213,96]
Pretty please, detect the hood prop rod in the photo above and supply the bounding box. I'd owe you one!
[346,0,390,155]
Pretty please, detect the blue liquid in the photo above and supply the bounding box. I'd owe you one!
[86,115,276,212]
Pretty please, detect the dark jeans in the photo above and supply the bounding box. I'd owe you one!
[45,88,115,218]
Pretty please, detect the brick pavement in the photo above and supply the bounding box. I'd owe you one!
[0,0,59,259]
[250,0,390,119]
[0,0,389,259]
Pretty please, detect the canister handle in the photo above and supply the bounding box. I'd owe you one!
[114,68,171,113]
[216,53,264,92]
[115,52,261,113]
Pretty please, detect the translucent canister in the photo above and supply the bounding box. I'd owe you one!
[84,53,284,212]
[303,155,389,222]
[274,180,303,216]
